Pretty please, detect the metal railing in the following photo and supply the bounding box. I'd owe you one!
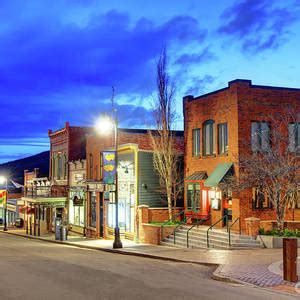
[228,217,240,247]
[187,215,210,248]
[207,215,228,248]
[173,211,199,244]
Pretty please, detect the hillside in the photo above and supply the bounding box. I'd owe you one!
[0,151,50,184]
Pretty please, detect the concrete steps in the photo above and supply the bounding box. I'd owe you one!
[161,225,263,250]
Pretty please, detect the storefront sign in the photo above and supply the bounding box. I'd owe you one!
[0,190,6,205]
[73,196,84,206]
[103,151,116,184]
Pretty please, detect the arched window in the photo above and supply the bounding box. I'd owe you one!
[203,120,215,156]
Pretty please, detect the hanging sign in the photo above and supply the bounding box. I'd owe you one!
[0,190,6,205]
[103,151,116,184]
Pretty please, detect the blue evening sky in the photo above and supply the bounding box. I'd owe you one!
[1,0,300,163]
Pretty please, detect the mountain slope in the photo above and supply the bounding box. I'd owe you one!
[0,151,50,184]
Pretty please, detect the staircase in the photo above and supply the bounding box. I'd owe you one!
[161,225,263,249]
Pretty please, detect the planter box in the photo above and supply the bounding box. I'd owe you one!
[258,235,300,248]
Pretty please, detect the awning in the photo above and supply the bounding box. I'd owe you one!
[185,171,207,181]
[21,197,67,207]
[204,163,233,187]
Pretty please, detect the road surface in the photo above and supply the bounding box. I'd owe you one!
[0,233,296,300]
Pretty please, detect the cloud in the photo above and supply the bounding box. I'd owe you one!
[185,75,216,96]
[218,0,299,53]
[0,7,206,144]
[175,47,216,65]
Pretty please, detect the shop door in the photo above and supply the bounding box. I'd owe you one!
[186,183,200,212]
[99,194,104,237]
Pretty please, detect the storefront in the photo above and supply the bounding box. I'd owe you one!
[68,188,86,234]
[184,163,233,226]
[106,151,136,236]
[104,145,137,239]
[22,197,67,235]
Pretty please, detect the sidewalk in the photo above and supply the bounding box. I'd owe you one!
[2,228,300,294]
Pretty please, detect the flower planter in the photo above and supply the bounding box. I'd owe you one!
[258,235,300,248]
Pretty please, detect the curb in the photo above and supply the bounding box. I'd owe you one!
[0,230,218,268]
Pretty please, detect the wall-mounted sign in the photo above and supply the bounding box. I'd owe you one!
[211,198,221,210]
[0,190,6,205]
[73,196,84,206]
[103,151,116,184]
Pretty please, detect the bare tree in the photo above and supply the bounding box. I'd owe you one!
[149,48,183,220]
[220,111,300,230]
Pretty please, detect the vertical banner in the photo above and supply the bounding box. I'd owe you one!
[0,190,6,205]
[103,151,116,184]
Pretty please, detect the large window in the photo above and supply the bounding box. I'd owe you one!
[218,123,228,154]
[192,128,200,156]
[288,123,300,153]
[89,192,96,227]
[252,187,272,209]
[251,122,270,152]
[186,183,200,211]
[203,120,215,156]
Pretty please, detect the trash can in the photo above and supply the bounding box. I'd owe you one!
[60,226,68,241]
[55,218,62,240]
[15,218,24,228]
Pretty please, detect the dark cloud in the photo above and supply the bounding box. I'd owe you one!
[218,0,299,53]
[175,47,216,65]
[0,8,206,146]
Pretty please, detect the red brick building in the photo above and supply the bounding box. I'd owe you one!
[184,79,300,232]
[22,122,92,235]
[85,129,184,240]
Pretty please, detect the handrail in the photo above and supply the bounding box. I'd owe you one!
[207,215,228,248]
[187,215,210,248]
[228,217,240,247]
[174,211,199,244]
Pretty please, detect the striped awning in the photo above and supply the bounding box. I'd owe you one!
[185,171,208,181]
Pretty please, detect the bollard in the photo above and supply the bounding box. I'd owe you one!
[283,238,298,282]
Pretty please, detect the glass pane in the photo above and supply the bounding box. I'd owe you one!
[289,123,296,152]
[251,122,259,152]
[261,122,270,151]
[205,124,211,155]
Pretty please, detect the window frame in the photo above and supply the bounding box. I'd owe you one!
[251,121,270,153]
[203,120,215,156]
[218,122,228,155]
[192,128,201,157]
[288,122,300,153]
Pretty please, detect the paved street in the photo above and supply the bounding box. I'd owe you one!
[0,234,297,300]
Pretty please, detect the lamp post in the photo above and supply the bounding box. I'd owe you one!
[0,176,8,231]
[95,92,123,249]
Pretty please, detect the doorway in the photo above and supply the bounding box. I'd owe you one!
[99,193,104,238]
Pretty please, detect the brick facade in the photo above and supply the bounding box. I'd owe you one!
[85,129,184,239]
[184,79,300,233]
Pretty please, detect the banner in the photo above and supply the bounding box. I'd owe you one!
[0,190,7,205]
[103,151,116,184]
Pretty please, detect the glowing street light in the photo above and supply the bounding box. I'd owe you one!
[0,176,8,231]
[95,89,122,249]
[95,115,115,136]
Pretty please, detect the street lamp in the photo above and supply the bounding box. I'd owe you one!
[0,176,8,231]
[95,102,123,249]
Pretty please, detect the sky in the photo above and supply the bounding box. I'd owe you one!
[0,0,300,163]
